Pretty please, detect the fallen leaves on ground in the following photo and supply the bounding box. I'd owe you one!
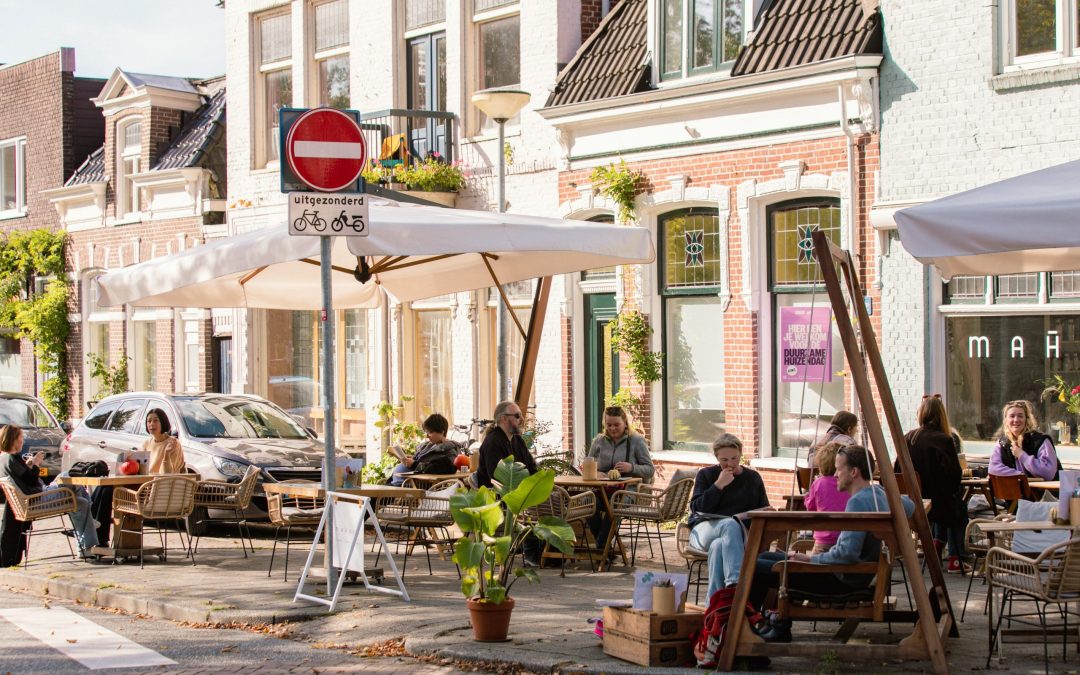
[358,637,406,657]
[174,620,296,639]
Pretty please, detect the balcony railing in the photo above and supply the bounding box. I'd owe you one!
[360,108,457,165]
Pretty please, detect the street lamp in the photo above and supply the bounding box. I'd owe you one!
[471,87,530,402]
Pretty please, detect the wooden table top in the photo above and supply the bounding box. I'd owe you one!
[1029,480,1060,491]
[58,474,193,487]
[399,472,469,484]
[262,481,425,500]
[555,475,642,488]
[960,477,989,486]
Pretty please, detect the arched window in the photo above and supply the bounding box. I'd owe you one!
[659,208,725,451]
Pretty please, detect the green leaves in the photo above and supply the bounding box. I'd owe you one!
[492,458,531,496]
[532,516,576,555]
[452,538,485,571]
[450,488,503,535]
[501,470,555,515]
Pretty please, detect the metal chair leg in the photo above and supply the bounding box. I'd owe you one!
[267,526,281,578]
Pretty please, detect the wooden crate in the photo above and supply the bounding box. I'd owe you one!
[601,606,703,667]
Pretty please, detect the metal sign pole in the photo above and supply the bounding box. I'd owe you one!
[320,235,337,593]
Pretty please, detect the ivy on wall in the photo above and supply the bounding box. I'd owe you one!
[590,160,647,224]
[607,310,663,418]
[0,229,70,419]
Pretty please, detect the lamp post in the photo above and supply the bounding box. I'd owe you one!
[471,87,530,402]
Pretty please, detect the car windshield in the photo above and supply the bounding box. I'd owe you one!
[175,397,309,440]
[0,397,56,429]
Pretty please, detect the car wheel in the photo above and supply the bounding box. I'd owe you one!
[185,506,209,537]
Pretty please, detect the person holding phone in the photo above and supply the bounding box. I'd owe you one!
[0,424,98,561]
[989,399,1061,480]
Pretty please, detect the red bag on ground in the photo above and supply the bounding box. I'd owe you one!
[692,586,763,668]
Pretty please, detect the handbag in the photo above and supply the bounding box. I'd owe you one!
[68,460,109,478]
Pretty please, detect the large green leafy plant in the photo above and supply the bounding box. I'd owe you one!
[450,458,575,604]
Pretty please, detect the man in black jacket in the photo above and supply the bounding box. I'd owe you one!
[688,433,770,600]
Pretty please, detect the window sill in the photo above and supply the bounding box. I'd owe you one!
[991,62,1080,92]
[109,215,143,227]
[0,209,28,221]
[652,449,712,464]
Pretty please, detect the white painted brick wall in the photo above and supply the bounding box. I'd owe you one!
[880,231,924,432]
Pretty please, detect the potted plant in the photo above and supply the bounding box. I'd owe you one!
[401,157,466,207]
[450,457,576,641]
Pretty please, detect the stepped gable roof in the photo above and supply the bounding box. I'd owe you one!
[731,0,882,76]
[154,88,226,171]
[545,0,650,108]
[65,146,105,186]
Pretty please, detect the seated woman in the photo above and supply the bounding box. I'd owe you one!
[0,424,98,561]
[143,408,185,474]
[989,399,1061,481]
[688,433,770,601]
[586,405,654,548]
[819,410,859,448]
[899,395,968,573]
[803,442,850,554]
[389,414,462,486]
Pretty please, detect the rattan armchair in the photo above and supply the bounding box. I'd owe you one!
[376,477,463,577]
[266,484,325,582]
[986,536,1080,671]
[610,477,695,571]
[527,485,596,575]
[675,522,708,603]
[113,476,197,568]
[0,479,78,568]
[960,513,1015,622]
[192,465,260,557]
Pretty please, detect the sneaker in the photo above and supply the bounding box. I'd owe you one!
[946,556,972,574]
[62,528,75,538]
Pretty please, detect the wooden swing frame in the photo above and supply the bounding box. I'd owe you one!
[716,231,956,673]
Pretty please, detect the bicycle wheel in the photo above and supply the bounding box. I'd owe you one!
[292,216,307,232]
[313,217,327,232]
[331,216,345,232]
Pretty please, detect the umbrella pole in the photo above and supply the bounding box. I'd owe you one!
[514,276,552,414]
[320,236,337,593]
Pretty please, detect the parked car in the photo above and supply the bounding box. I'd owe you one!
[0,391,69,484]
[61,392,347,522]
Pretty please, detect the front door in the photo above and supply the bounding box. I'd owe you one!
[406,32,447,160]
[584,293,619,443]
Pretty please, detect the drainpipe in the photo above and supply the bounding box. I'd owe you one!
[838,82,863,429]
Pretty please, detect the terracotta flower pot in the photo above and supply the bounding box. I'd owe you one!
[466,596,515,641]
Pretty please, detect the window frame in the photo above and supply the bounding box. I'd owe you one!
[0,136,28,219]
[471,2,521,136]
[309,0,350,109]
[254,8,293,169]
[659,0,747,82]
[115,117,142,220]
[1001,0,1080,70]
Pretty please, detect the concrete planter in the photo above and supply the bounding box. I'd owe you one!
[407,190,457,208]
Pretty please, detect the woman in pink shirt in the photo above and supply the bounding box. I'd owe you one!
[803,442,851,554]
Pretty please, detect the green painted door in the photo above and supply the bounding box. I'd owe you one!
[584,293,619,445]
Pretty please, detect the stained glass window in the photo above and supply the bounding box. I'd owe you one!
[662,210,721,290]
[770,203,841,287]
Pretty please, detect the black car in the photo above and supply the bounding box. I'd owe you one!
[0,391,69,484]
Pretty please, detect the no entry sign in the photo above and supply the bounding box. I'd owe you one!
[283,108,367,193]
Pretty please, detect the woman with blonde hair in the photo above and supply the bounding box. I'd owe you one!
[899,395,968,573]
[989,399,1060,480]
[803,441,851,554]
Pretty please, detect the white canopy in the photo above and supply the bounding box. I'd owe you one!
[96,200,655,309]
[894,159,1080,279]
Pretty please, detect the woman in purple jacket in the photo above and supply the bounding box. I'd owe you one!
[989,400,1061,481]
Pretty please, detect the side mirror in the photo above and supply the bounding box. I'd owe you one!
[60,421,71,432]
[307,427,318,439]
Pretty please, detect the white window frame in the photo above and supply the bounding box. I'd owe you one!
[655,0,751,84]
[116,118,142,220]
[309,0,350,108]
[1002,0,1080,70]
[254,8,293,169]
[83,270,123,404]
[471,2,521,136]
[130,313,158,392]
[0,136,27,219]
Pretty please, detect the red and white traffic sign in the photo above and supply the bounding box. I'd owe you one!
[284,108,367,192]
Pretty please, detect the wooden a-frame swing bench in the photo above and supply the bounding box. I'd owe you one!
[716,232,957,674]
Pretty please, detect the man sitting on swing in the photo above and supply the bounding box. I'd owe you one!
[750,445,914,642]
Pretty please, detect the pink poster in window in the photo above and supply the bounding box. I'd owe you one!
[780,307,833,383]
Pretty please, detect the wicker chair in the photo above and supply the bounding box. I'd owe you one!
[113,476,197,568]
[192,465,260,557]
[986,536,1080,671]
[266,484,325,581]
[0,479,79,568]
[610,477,695,571]
[376,477,463,577]
[960,514,1015,622]
[675,522,708,603]
[527,485,596,576]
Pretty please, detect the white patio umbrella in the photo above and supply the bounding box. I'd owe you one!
[96,199,655,308]
[894,159,1080,278]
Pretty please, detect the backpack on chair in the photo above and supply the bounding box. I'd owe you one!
[693,586,764,668]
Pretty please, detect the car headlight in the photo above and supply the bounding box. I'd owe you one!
[212,457,250,479]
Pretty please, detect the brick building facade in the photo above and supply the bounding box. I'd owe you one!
[0,49,103,399]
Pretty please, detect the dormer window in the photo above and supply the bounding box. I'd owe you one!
[660,0,746,81]
[116,118,141,218]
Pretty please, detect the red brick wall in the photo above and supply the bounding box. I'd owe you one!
[558,133,881,460]
[580,0,624,40]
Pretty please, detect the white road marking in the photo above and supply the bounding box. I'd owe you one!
[0,606,176,670]
[292,140,364,159]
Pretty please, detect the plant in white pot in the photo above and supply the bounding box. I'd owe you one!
[450,457,575,641]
